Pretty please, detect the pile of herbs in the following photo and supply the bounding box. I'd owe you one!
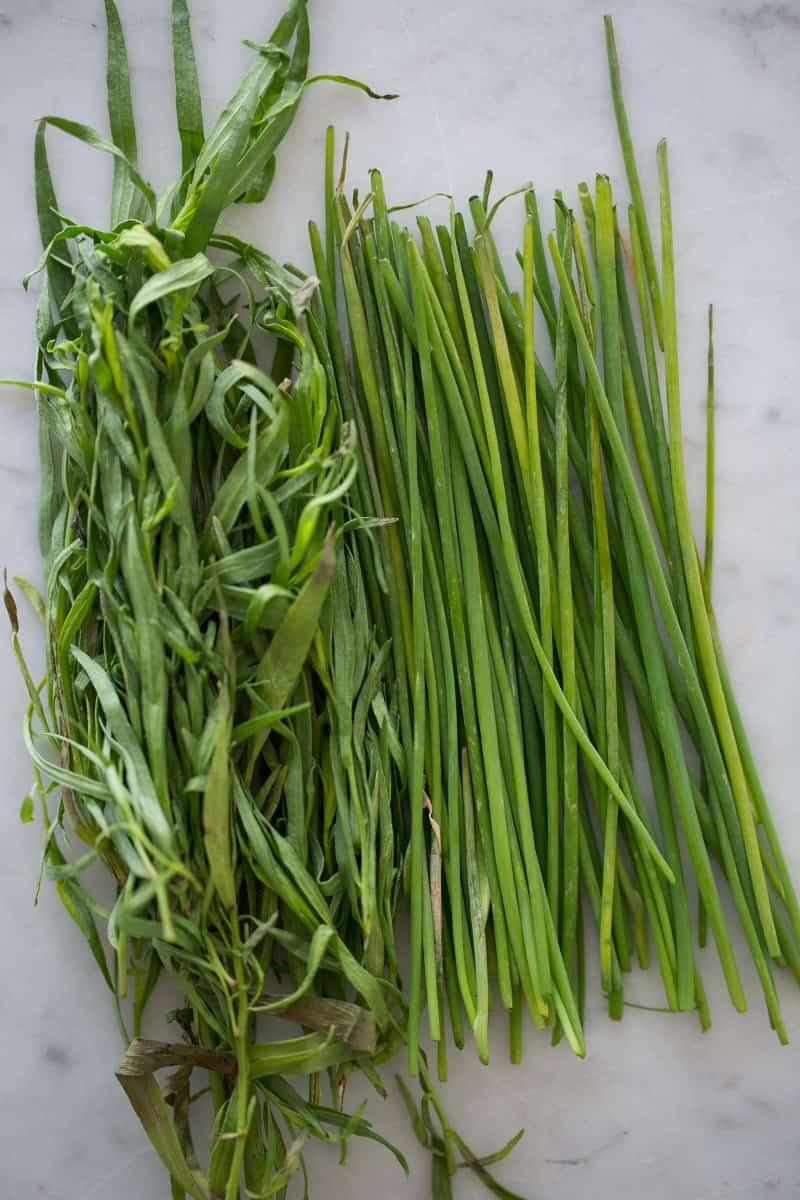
[6,2,800,1199]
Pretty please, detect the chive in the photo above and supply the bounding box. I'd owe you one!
[574,222,621,994]
[408,245,441,1069]
[525,188,557,325]
[522,215,561,928]
[604,15,664,345]
[553,221,580,991]
[627,207,695,645]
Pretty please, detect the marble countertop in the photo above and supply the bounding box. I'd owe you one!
[2,1,799,1197]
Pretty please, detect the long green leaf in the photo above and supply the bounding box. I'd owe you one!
[171,0,204,173]
[105,0,139,225]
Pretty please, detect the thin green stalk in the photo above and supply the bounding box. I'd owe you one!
[638,706,695,1008]
[553,223,580,990]
[621,348,669,548]
[469,194,510,291]
[407,246,439,1074]
[525,189,557,335]
[576,232,620,995]
[627,208,695,651]
[604,15,664,345]
[614,224,663,496]
[324,126,336,282]
[577,182,597,264]
[578,814,625,1005]
[475,238,534,519]
[422,620,444,1046]
[522,214,561,926]
[442,921,465,1052]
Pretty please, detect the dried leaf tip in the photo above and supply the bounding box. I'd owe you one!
[290,273,319,318]
[3,568,18,634]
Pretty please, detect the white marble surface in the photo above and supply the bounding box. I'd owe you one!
[1,1,800,1197]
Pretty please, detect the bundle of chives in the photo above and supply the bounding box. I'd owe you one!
[310,17,800,1077]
